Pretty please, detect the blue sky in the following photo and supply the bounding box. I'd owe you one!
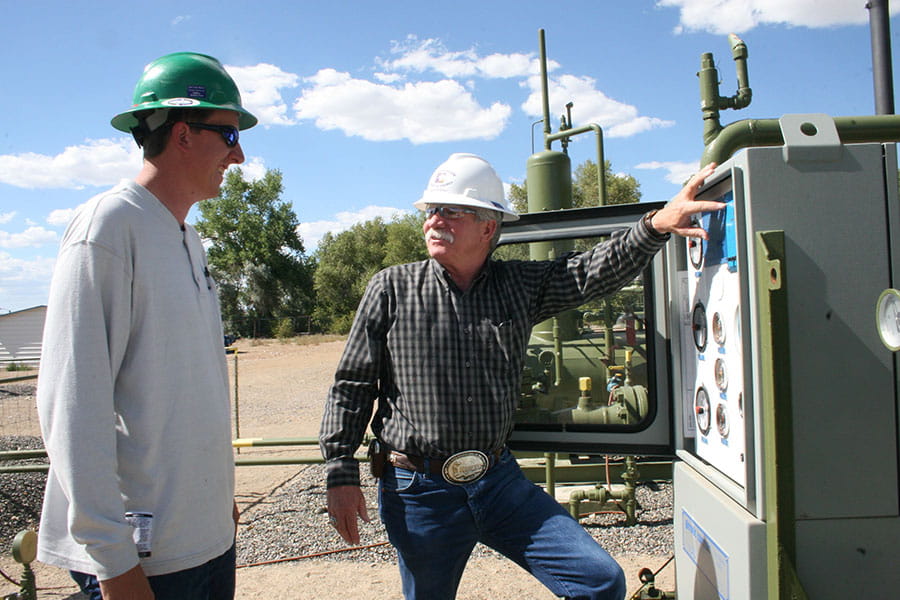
[1,0,896,312]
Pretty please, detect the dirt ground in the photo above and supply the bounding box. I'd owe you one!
[0,338,674,599]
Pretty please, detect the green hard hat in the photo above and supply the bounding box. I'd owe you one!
[111,52,257,133]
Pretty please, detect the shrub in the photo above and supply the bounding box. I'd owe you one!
[273,317,295,341]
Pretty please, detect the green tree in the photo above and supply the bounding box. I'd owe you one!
[385,213,427,266]
[573,159,641,207]
[313,213,426,333]
[195,168,314,337]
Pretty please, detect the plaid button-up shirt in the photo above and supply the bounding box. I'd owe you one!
[320,219,668,487]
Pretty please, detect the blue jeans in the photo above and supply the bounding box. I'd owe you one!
[70,543,236,600]
[378,449,625,600]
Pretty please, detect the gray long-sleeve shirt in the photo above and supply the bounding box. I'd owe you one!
[319,218,668,488]
[37,180,235,579]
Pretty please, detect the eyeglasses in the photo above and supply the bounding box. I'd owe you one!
[425,206,477,220]
[186,122,240,147]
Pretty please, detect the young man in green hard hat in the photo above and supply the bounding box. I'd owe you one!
[36,52,256,600]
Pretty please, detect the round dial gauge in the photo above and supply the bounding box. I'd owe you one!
[876,288,900,351]
[695,387,711,435]
[716,403,730,438]
[688,236,703,269]
[712,312,725,345]
[714,358,728,391]
[692,302,707,352]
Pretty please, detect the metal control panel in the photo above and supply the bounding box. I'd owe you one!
[682,179,748,488]
[668,117,900,598]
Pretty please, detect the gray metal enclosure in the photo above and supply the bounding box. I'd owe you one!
[670,120,900,598]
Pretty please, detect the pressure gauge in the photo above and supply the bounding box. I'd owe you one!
[692,302,707,352]
[716,403,730,438]
[712,312,725,345]
[714,358,728,391]
[695,387,711,435]
[688,237,703,269]
[876,288,900,351]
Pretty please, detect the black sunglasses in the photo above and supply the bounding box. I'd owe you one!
[424,205,477,220]
[186,122,240,147]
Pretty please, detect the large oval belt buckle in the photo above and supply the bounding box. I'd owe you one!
[442,450,490,484]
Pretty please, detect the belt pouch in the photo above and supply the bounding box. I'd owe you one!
[368,439,386,479]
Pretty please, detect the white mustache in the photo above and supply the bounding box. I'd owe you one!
[426,229,455,244]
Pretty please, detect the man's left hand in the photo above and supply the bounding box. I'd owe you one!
[649,162,726,240]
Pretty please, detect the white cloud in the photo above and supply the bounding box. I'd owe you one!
[222,36,661,145]
[46,207,80,227]
[635,160,701,186]
[522,74,674,139]
[171,15,190,27]
[294,69,511,144]
[297,205,410,250]
[374,72,404,84]
[380,36,547,79]
[657,0,896,35]
[226,63,300,127]
[0,138,141,190]
[0,226,58,249]
[0,251,55,311]
[230,156,267,182]
[0,212,14,224]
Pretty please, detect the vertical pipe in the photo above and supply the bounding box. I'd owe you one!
[233,352,240,453]
[539,29,552,149]
[545,452,556,499]
[868,0,895,114]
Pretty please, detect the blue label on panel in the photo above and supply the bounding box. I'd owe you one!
[700,191,737,271]
[682,510,730,599]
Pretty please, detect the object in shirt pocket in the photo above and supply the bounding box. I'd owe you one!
[125,512,153,557]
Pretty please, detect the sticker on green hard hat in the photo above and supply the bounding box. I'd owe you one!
[162,98,202,107]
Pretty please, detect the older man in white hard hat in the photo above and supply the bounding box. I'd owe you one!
[320,153,721,600]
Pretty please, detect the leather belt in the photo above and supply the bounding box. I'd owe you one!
[386,448,504,484]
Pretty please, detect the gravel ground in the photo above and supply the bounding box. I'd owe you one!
[0,434,47,550]
[0,344,675,598]
[235,462,673,567]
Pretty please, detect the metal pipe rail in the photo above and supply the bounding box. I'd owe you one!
[0,438,673,485]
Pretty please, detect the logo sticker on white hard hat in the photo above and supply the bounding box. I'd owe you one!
[430,169,456,188]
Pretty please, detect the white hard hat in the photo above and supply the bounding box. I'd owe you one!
[414,153,519,222]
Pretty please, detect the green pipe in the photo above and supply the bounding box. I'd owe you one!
[536,29,607,206]
[701,114,900,167]
[544,452,556,498]
[0,373,38,383]
[235,454,367,467]
[0,450,47,460]
[546,124,607,206]
[567,457,639,524]
[539,29,552,145]
[232,436,320,447]
[0,464,48,473]
[0,444,673,485]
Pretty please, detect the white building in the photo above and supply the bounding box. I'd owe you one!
[0,306,47,366]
